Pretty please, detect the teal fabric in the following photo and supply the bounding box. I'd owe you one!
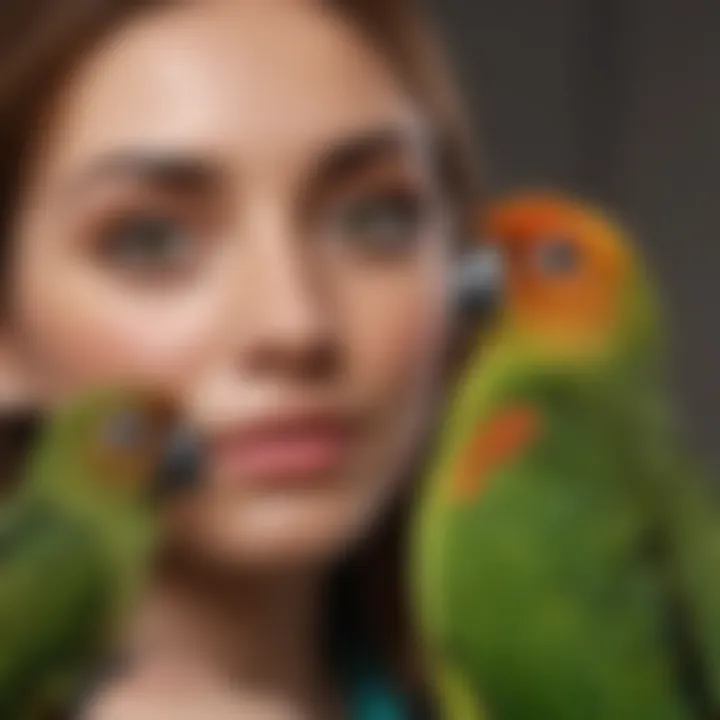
[342,635,407,720]
[348,660,407,720]
[330,567,410,720]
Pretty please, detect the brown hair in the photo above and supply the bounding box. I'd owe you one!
[333,0,481,231]
[0,0,480,709]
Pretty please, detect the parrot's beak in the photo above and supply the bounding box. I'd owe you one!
[453,244,505,320]
[154,424,205,500]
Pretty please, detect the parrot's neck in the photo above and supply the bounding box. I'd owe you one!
[464,316,666,420]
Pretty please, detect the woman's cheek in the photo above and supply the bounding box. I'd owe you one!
[345,262,448,405]
[17,272,221,394]
[328,260,447,533]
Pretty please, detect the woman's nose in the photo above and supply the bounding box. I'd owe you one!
[230,212,338,380]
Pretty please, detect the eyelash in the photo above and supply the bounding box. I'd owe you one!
[319,186,432,257]
[90,207,203,283]
[82,182,433,284]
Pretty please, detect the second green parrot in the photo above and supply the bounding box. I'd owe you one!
[0,386,202,719]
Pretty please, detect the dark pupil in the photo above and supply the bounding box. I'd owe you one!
[537,239,579,275]
[336,194,421,250]
[106,216,186,268]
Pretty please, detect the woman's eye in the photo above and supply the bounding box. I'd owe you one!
[97,214,196,276]
[324,191,426,255]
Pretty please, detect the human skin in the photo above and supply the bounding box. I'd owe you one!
[3,1,452,717]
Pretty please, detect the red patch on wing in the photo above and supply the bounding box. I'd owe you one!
[452,405,542,503]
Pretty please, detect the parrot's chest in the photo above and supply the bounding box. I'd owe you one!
[441,465,642,633]
[430,445,684,718]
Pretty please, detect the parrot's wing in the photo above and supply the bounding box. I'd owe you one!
[0,500,111,719]
[644,455,720,715]
[614,384,720,717]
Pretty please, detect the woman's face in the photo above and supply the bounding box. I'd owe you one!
[9,1,450,567]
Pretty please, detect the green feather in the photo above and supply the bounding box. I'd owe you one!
[412,195,720,719]
[0,387,175,719]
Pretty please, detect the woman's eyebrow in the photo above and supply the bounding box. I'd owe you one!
[309,126,419,188]
[62,152,223,201]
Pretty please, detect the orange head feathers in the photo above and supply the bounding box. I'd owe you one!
[483,191,642,356]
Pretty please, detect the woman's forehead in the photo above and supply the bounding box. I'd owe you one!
[36,1,428,189]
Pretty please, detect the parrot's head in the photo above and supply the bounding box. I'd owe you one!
[24,386,204,505]
[480,191,661,366]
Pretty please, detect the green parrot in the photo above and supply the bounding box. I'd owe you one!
[0,386,202,719]
[412,191,720,719]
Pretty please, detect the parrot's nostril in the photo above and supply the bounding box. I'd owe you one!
[154,425,204,500]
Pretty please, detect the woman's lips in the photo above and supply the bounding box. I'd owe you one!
[211,415,356,486]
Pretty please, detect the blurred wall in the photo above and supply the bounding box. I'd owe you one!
[432,0,720,462]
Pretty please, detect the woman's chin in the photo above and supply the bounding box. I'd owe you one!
[166,486,378,570]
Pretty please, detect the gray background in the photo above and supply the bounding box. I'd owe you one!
[432,0,720,462]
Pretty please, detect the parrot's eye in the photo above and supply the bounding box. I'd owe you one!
[533,237,580,277]
[101,410,149,451]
